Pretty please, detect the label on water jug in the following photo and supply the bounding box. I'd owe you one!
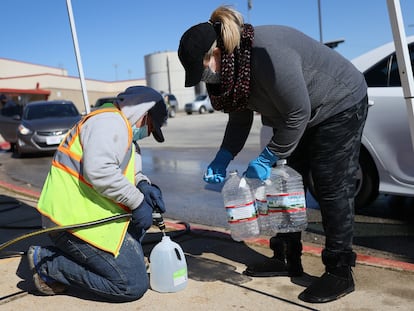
[256,199,268,215]
[226,201,257,223]
[173,268,187,286]
[267,191,306,213]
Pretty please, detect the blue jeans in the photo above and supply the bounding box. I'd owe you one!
[36,229,149,302]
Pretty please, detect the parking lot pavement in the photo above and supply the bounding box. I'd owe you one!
[1,113,414,310]
[1,180,414,310]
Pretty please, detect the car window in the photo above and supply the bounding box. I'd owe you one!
[364,43,414,87]
[1,105,22,117]
[196,95,207,101]
[24,103,79,120]
[95,97,117,108]
[364,57,390,87]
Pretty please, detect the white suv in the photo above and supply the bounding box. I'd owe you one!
[184,95,215,115]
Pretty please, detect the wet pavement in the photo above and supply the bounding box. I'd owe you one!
[1,112,414,310]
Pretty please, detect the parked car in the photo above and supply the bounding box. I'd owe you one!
[0,100,82,156]
[184,95,214,115]
[93,97,117,110]
[162,93,179,118]
[260,36,414,211]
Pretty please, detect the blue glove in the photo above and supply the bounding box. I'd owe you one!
[131,199,153,231]
[203,148,233,184]
[245,147,278,180]
[137,181,166,213]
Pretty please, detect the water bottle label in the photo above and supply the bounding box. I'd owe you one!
[173,268,187,286]
[267,193,285,212]
[226,201,257,223]
[255,199,268,215]
[267,192,306,213]
[285,191,306,211]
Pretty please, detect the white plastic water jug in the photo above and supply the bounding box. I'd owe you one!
[149,235,188,293]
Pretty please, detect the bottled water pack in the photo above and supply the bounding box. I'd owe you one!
[222,171,260,241]
[265,159,307,233]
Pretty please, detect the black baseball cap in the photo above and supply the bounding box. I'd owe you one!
[148,98,167,143]
[116,86,167,143]
[178,22,217,87]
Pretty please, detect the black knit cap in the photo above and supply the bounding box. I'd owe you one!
[178,22,217,87]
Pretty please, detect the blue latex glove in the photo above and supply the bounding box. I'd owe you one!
[203,148,233,184]
[245,147,278,180]
[131,199,153,231]
[137,181,166,213]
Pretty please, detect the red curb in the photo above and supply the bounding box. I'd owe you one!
[1,181,413,273]
[0,141,11,150]
[165,221,414,273]
[0,180,40,199]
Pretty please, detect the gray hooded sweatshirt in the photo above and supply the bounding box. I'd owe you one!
[221,25,367,158]
[79,101,156,211]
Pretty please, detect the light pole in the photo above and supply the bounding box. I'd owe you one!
[318,0,323,43]
[66,0,90,114]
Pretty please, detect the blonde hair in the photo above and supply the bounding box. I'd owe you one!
[205,41,217,59]
[210,5,244,53]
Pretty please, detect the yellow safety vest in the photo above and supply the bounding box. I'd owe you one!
[37,107,135,257]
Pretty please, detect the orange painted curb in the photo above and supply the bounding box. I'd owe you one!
[1,180,413,273]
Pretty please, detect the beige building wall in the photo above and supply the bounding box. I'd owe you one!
[0,58,67,78]
[0,57,146,113]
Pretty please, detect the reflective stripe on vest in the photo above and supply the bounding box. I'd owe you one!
[37,106,135,257]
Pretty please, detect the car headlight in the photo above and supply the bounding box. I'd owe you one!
[18,124,33,135]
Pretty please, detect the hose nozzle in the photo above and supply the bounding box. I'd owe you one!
[152,208,166,233]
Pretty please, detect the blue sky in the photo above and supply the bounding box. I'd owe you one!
[2,0,413,81]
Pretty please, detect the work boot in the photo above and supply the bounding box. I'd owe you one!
[298,249,356,303]
[27,246,68,295]
[243,233,303,277]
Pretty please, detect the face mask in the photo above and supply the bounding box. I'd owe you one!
[201,67,220,84]
[131,124,149,141]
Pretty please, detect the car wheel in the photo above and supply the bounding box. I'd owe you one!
[186,111,192,115]
[354,149,379,211]
[10,143,16,152]
[305,148,379,213]
[14,143,24,158]
[199,106,206,114]
[169,107,176,118]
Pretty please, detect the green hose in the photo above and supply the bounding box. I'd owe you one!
[0,213,132,253]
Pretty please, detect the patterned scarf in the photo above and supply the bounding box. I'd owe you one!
[207,24,254,113]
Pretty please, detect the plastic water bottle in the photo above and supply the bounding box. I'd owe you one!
[149,235,188,293]
[222,171,260,241]
[247,178,273,235]
[266,166,286,234]
[266,159,307,233]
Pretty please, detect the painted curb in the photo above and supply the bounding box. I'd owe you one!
[1,180,413,273]
[0,141,11,150]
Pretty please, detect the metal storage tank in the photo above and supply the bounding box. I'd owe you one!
[144,51,196,112]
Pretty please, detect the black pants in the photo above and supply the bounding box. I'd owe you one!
[288,95,368,252]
